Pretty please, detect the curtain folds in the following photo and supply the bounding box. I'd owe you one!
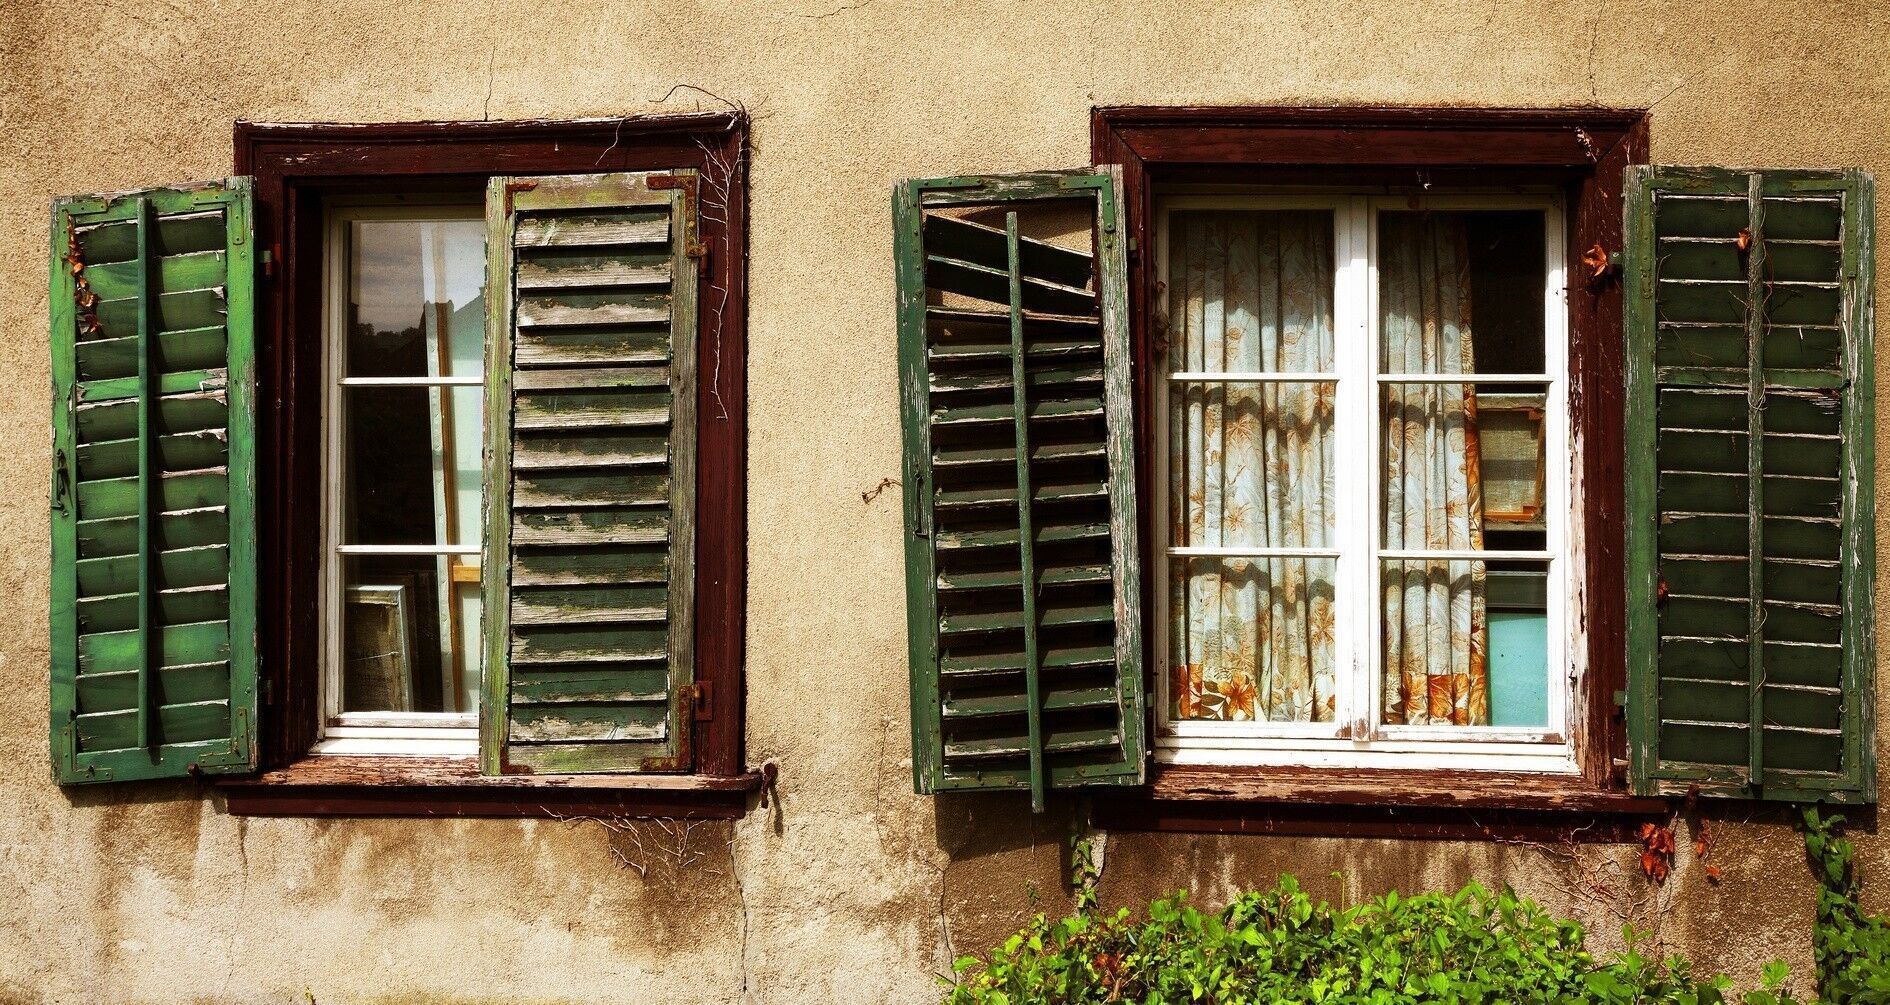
[1167,208,1491,729]
[1168,211,1337,723]
[1378,213,1489,726]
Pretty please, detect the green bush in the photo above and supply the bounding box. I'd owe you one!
[942,846,1797,1005]
[1804,808,1890,1003]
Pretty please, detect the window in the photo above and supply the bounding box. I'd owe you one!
[898,109,1876,822]
[1151,193,1574,773]
[319,203,487,755]
[46,116,755,815]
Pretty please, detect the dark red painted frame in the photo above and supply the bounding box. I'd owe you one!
[221,114,754,817]
[1090,106,1658,836]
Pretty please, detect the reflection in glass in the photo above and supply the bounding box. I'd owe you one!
[347,219,487,378]
[333,213,486,716]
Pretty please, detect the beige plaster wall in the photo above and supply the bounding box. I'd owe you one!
[3,1,1889,1001]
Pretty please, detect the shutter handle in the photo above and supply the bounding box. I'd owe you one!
[52,381,77,516]
[911,460,930,538]
[52,463,71,516]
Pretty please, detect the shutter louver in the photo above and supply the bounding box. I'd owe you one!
[896,170,1145,811]
[49,179,259,784]
[482,172,697,775]
[1625,166,1876,802]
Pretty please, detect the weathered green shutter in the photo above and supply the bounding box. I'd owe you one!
[895,170,1144,811]
[1625,166,1876,802]
[481,171,698,775]
[49,180,259,784]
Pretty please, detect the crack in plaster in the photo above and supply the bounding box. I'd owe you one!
[219,816,249,1000]
[792,1,871,18]
[729,832,752,1004]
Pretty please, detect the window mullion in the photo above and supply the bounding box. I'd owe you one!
[1356,196,1383,744]
[1334,196,1373,741]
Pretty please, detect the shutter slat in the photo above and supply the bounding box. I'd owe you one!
[483,171,697,775]
[1626,165,1874,803]
[51,179,258,785]
[513,211,669,248]
[897,170,1145,806]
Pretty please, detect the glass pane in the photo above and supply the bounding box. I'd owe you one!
[1379,383,1548,549]
[340,555,482,714]
[1380,559,1548,727]
[346,218,486,378]
[339,386,484,546]
[1377,210,1544,375]
[1166,209,1335,374]
[1169,556,1337,723]
[1172,381,1334,548]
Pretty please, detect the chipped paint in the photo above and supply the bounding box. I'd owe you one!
[5,1,1890,1003]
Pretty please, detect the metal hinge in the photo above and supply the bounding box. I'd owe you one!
[691,680,714,722]
[648,172,710,266]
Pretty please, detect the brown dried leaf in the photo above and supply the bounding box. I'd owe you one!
[1736,227,1754,253]
[1581,242,1611,279]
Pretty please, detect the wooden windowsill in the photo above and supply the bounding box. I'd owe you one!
[1090,764,1672,842]
[218,756,766,818]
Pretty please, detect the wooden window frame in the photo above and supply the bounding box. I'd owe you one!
[219,114,756,817]
[1091,106,1667,833]
[317,200,486,755]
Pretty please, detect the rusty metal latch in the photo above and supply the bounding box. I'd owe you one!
[501,179,540,215]
[648,172,710,266]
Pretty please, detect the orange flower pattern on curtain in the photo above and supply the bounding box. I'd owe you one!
[1168,211,1337,723]
[1379,212,1490,726]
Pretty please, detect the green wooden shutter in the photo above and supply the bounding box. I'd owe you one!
[895,170,1144,811]
[1625,166,1876,802]
[49,179,259,784]
[481,171,698,775]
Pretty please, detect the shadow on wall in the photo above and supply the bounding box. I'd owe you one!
[61,777,207,812]
[933,793,1087,957]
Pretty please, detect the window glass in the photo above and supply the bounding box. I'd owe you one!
[1376,210,1549,729]
[333,214,485,717]
[1158,197,1564,753]
[1166,210,1338,723]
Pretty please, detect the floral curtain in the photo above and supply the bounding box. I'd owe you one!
[1168,211,1337,723]
[1378,212,1489,726]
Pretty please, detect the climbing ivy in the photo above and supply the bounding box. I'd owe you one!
[1803,808,1890,1003]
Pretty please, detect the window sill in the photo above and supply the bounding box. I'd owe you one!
[1090,764,1672,841]
[218,756,766,818]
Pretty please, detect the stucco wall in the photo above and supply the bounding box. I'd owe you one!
[3,1,1890,1001]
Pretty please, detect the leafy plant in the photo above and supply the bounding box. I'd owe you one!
[942,843,1797,1005]
[1803,808,1890,1003]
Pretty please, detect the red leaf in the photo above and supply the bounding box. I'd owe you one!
[1581,243,1612,279]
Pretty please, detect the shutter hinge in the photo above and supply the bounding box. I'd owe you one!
[1614,689,1628,708]
[648,173,710,268]
[502,179,539,215]
[691,680,714,722]
[260,246,275,281]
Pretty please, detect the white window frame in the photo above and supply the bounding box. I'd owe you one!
[315,201,484,757]
[1152,190,1578,774]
